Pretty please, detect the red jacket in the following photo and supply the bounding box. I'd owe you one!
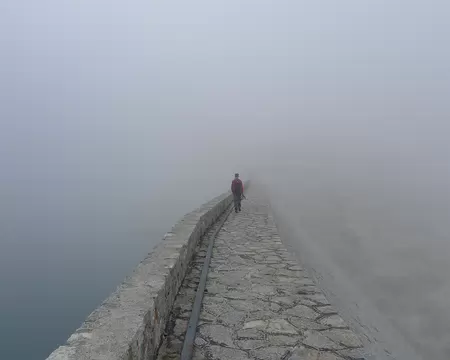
[231,179,244,195]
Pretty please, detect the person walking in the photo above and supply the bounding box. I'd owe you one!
[231,173,244,213]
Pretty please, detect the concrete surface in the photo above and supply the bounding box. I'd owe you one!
[158,190,369,360]
[46,190,235,360]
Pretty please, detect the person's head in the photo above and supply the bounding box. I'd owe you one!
[235,173,239,179]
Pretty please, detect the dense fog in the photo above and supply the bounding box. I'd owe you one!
[1,1,449,359]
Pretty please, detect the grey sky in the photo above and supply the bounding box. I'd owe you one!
[1,1,450,359]
[2,1,449,166]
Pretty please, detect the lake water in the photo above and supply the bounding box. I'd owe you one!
[0,170,230,360]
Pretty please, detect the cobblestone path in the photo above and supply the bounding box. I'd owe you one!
[158,192,367,360]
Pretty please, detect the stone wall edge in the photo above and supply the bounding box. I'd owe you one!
[45,183,249,360]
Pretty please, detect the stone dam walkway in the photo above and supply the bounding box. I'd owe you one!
[157,191,367,360]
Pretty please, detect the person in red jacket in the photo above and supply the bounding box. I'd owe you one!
[231,173,244,213]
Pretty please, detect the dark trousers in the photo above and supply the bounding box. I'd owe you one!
[233,193,242,211]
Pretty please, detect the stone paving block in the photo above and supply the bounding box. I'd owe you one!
[288,346,346,360]
[283,303,319,319]
[319,314,349,328]
[322,328,364,348]
[315,305,339,315]
[237,328,264,339]
[198,324,234,347]
[289,316,328,331]
[266,319,299,335]
[302,330,344,350]
[158,191,367,359]
[251,346,293,360]
[267,335,301,346]
[237,339,267,350]
[206,345,249,360]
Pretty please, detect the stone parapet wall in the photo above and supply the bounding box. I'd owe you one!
[46,183,249,360]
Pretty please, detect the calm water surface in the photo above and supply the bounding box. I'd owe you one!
[0,173,227,360]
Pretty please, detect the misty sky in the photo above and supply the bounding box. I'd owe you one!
[2,1,449,168]
[1,1,450,359]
